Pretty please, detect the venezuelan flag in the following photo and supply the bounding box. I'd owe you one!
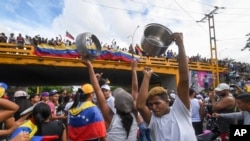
[68,101,106,140]
[96,48,140,62]
[34,43,80,58]
[10,120,38,139]
[31,135,59,141]
[10,120,59,141]
[33,44,140,62]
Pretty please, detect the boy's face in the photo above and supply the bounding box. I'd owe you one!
[51,93,59,102]
[148,95,170,117]
[102,89,111,99]
[32,95,40,103]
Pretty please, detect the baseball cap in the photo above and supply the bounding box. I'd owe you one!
[113,88,133,113]
[101,84,110,91]
[236,93,250,100]
[49,89,58,96]
[170,93,176,99]
[214,83,230,91]
[41,92,49,97]
[0,82,8,90]
[14,90,28,98]
[196,94,204,100]
[81,84,94,94]
[0,82,7,98]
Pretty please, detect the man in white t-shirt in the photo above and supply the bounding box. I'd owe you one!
[137,33,197,141]
[101,84,116,113]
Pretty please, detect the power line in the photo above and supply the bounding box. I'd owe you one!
[171,0,208,33]
[172,0,197,22]
[197,6,225,22]
[217,37,247,41]
[190,0,214,8]
[82,0,191,21]
[224,7,250,10]
[82,0,249,33]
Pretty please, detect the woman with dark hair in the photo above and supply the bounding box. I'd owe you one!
[68,84,106,141]
[10,102,67,141]
[81,57,138,141]
[32,103,66,141]
[13,91,33,121]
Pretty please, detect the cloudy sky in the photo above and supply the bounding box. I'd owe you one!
[0,0,250,62]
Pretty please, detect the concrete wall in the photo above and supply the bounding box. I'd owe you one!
[160,74,177,91]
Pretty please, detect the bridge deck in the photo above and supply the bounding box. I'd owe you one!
[0,43,226,87]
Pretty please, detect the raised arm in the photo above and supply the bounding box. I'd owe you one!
[81,56,113,127]
[131,60,138,109]
[172,33,190,109]
[136,67,153,124]
[0,98,19,123]
[131,60,140,119]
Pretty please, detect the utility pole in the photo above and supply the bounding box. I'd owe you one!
[197,6,224,88]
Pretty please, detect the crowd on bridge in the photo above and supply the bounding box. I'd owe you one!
[2,33,250,141]
[1,31,250,68]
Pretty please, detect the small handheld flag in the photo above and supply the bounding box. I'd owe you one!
[66,31,74,40]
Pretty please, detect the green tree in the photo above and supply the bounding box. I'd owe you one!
[27,86,73,94]
[241,33,250,51]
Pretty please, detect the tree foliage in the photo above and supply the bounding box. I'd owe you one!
[241,33,250,51]
[27,86,73,94]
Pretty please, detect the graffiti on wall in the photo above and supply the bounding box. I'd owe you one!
[189,70,212,92]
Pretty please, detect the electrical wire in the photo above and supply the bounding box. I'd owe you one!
[82,0,250,42]
[82,0,193,22]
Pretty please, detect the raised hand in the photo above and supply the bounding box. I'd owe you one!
[131,59,138,70]
[143,67,153,78]
[81,54,92,67]
[170,32,183,47]
[95,73,103,80]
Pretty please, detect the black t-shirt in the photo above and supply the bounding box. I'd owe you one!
[35,120,65,141]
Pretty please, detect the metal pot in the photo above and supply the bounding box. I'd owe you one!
[141,23,173,56]
[75,32,102,60]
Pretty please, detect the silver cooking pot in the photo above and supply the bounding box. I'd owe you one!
[75,32,102,60]
[141,23,173,56]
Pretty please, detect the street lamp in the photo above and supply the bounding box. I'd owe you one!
[132,25,140,47]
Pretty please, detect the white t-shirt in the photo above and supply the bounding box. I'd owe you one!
[64,101,73,112]
[148,96,197,141]
[107,114,138,141]
[107,95,116,114]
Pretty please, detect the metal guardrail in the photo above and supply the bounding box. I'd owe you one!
[0,43,34,56]
[0,43,226,72]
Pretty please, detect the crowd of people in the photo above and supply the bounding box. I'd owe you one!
[1,32,250,141]
[0,32,74,47]
[1,31,250,71]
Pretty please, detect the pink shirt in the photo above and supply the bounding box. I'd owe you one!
[47,101,56,117]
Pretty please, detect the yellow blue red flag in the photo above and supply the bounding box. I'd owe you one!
[68,101,106,140]
[9,120,59,141]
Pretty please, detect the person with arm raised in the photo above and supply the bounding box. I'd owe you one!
[136,33,197,141]
[81,56,138,141]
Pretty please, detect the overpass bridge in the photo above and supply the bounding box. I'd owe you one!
[0,43,227,91]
